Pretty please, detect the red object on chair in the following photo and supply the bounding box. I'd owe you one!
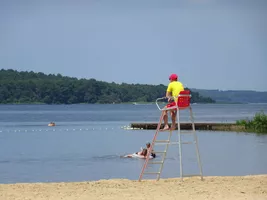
[177,90,191,108]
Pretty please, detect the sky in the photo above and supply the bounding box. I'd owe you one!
[0,0,266,91]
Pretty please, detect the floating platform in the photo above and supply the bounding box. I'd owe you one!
[130,122,246,132]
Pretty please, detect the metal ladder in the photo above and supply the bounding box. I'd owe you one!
[138,91,203,181]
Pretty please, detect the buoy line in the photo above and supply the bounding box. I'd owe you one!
[0,126,143,133]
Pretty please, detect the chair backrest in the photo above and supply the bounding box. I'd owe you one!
[177,90,191,108]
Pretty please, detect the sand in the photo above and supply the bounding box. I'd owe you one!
[0,175,266,200]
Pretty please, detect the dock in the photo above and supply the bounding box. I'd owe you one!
[130,122,246,131]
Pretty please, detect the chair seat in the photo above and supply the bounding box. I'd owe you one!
[162,105,190,111]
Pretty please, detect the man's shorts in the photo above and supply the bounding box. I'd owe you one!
[166,102,177,110]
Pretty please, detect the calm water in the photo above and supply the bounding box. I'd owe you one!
[0,104,267,183]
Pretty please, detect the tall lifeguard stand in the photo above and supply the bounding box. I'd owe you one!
[139,90,203,181]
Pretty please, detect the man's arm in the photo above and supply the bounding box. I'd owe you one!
[166,91,173,102]
[166,91,172,98]
[166,83,172,100]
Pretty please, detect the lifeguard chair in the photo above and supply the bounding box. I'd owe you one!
[139,90,203,181]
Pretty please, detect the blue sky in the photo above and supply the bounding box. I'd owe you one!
[0,0,266,91]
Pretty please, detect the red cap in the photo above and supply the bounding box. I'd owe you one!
[169,74,178,81]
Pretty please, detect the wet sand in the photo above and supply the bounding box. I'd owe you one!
[0,175,266,200]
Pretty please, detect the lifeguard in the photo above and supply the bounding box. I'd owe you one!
[162,73,184,131]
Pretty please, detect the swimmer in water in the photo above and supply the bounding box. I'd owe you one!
[48,122,56,126]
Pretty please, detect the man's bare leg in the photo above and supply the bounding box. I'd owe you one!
[170,110,177,130]
[162,110,169,130]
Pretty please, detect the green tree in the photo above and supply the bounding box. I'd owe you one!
[0,69,216,104]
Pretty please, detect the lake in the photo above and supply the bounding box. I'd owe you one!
[0,103,267,183]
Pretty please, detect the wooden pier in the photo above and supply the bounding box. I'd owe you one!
[130,122,246,132]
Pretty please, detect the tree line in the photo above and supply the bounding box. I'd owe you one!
[0,69,215,104]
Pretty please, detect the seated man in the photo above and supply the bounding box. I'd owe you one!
[162,73,184,131]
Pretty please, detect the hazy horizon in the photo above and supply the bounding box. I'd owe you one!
[1,0,266,91]
[2,67,267,93]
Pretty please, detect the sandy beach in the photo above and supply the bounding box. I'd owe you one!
[0,175,266,200]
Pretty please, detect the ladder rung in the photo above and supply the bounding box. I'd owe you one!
[148,161,164,164]
[169,142,179,145]
[182,174,202,177]
[182,141,194,144]
[154,141,195,145]
[154,140,170,143]
[154,142,179,146]
[180,131,194,134]
[143,172,160,174]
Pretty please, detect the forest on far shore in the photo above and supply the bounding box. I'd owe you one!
[0,69,215,104]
